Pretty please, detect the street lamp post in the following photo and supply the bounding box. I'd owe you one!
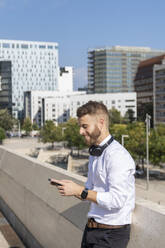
[145,113,151,190]
[62,127,66,137]
[18,120,21,138]
[121,135,129,146]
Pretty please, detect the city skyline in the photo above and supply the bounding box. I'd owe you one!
[0,0,165,89]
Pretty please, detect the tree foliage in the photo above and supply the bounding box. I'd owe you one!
[108,107,123,125]
[32,122,39,130]
[22,117,32,135]
[0,127,6,143]
[0,109,14,131]
[126,123,146,165]
[149,127,165,166]
[124,109,135,123]
[109,124,127,143]
[40,120,63,148]
[64,118,86,150]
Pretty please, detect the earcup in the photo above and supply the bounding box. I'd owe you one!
[89,136,114,157]
[89,145,103,156]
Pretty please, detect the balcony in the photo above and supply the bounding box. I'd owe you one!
[0,145,165,248]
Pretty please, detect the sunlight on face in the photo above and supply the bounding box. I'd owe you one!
[78,114,101,146]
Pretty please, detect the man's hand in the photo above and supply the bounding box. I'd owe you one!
[50,179,84,197]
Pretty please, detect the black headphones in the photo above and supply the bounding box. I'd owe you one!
[89,136,114,157]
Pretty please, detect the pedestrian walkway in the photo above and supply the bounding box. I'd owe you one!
[0,212,25,248]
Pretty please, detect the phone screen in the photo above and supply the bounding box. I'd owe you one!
[48,178,62,186]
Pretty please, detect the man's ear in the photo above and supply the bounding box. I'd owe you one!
[98,117,104,129]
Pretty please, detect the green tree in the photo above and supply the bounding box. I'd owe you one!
[109,124,128,143]
[137,103,153,127]
[0,127,6,144]
[155,124,165,136]
[149,129,165,166]
[125,122,146,170]
[32,122,39,130]
[0,109,14,131]
[22,117,32,135]
[64,118,86,155]
[124,109,135,123]
[109,107,123,125]
[40,120,63,148]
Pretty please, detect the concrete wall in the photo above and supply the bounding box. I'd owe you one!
[0,146,165,248]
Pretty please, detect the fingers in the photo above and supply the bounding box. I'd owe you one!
[60,180,72,183]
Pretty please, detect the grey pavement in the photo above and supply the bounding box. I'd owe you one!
[0,211,25,248]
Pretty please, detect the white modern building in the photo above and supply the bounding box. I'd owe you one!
[0,39,59,118]
[59,67,73,92]
[24,91,136,127]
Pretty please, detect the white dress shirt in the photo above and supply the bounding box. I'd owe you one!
[85,135,135,225]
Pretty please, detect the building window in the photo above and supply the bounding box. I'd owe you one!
[2,43,10,48]
[21,44,28,49]
[125,99,135,102]
[39,45,46,49]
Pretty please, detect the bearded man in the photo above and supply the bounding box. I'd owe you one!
[51,101,135,248]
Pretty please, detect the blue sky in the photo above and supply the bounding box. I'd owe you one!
[0,0,165,89]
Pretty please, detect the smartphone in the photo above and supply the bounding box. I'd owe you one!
[48,178,62,186]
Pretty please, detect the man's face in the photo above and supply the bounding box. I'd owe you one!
[78,114,101,146]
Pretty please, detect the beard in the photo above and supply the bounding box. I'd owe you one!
[84,125,101,146]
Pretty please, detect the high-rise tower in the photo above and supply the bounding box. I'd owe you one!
[88,46,165,94]
[0,39,59,118]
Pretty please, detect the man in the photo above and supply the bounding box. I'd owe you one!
[51,101,135,248]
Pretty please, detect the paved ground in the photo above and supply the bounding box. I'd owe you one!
[0,212,25,248]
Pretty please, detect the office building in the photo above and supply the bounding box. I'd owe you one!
[153,63,165,125]
[0,39,59,118]
[134,54,165,124]
[0,61,12,112]
[88,46,165,94]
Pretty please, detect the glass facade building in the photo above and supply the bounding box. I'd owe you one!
[153,63,165,125]
[0,61,12,113]
[0,39,59,119]
[88,46,165,94]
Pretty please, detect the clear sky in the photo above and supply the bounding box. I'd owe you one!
[0,0,165,89]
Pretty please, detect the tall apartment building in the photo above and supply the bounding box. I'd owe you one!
[0,39,59,118]
[88,46,165,94]
[134,54,165,125]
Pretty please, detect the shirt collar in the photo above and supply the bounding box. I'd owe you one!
[99,134,112,146]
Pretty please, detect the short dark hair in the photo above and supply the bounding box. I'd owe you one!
[77,101,109,118]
